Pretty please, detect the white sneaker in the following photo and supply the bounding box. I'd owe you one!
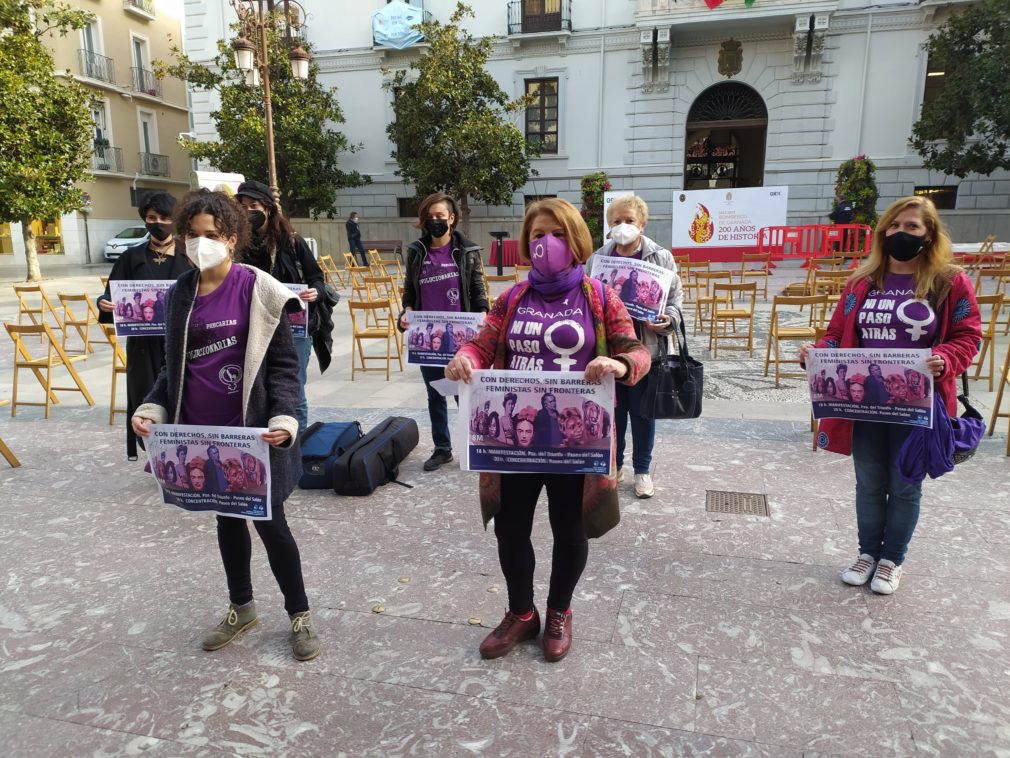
[840,554,877,586]
[616,469,625,483]
[634,473,655,498]
[870,559,902,595]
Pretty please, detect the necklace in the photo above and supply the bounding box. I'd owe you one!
[149,238,174,264]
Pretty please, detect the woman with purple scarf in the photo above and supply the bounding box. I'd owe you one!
[448,199,650,662]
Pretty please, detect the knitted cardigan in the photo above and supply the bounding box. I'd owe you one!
[455,276,652,538]
[813,268,981,456]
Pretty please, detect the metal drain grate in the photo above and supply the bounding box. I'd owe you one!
[705,490,770,517]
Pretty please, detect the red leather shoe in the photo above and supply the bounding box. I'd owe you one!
[479,608,540,659]
[542,608,572,662]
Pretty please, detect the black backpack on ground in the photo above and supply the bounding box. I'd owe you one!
[333,416,419,496]
[298,421,363,489]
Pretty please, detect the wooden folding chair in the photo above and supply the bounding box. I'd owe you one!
[812,270,850,297]
[763,294,829,386]
[318,255,347,288]
[58,292,101,357]
[5,322,95,417]
[100,275,109,289]
[679,260,711,303]
[360,275,400,333]
[968,294,1003,392]
[101,324,128,426]
[988,337,1010,455]
[738,252,772,300]
[348,299,404,381]
[0,399,20,467]
[515,264,532,278]
[710,281,757,358]
[484,271,519,298]
[974,266,1010,298]
[13,283,64,334]
[693,270,733,335]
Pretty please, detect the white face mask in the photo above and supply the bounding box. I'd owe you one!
[610,222,640,246]
[185,236,230,271]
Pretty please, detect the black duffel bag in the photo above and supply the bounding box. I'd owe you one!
[333,416,419,496]
[639,312,704,420]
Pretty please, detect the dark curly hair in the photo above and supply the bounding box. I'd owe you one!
[174,190,250,253]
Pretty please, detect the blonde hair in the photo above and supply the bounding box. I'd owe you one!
[850,195,958,299]
[606,194,649,227]
[519,198,594,264]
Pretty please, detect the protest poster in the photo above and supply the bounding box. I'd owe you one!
[145,424,272,520]
[406,311,484,366]
[671,186,788,260]
[109,279,174,337]
[588,255,673,322]
[806,348,934,428]
[459,369,614,475]
[283,283,308,339]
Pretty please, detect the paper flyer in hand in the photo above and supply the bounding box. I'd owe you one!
[807,348,934,428]
[109,279,174,337]
[459,369,614,475]
[145,424,272,520]
[283,283,308,339]
[405,311,484,367]
[589,255,673,322]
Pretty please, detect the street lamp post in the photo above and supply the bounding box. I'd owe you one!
[228,0,310,209]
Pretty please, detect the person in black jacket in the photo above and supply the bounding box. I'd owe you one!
[98,190,192,459]
[346,211,367,266]
[235,180,332,433]
[398,191,488,471]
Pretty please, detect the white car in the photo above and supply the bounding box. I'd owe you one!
[103,226,149,261]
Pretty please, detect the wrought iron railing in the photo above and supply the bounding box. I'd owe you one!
[78,49,115,83]
[91,146,124,173]
[131,67,161,97]
[507,0,572,35]
[123,0,155,16]
[139,152,170,177]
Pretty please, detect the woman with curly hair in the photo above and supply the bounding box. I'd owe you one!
[801,196,981,595]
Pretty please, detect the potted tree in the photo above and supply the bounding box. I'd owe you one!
[93,136,111,170]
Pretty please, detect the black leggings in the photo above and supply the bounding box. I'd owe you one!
[494,473,588,614]
[217,503,309,615]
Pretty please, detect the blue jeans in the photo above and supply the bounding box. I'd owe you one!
[852,421,922,565]
[349,238,367,266]
[615,380,656,474]
[294,336,312,433]
[420,364,452,451]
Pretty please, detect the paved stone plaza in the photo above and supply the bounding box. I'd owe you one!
[2,264,1010,756]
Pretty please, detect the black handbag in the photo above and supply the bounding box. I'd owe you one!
[639,313,704,420]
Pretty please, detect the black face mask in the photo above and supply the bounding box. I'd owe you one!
[424,218,450,238]
[247,210,268,232]
[145,222,172,241]
[884,231,927,262]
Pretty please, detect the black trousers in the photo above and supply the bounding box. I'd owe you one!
[216,503,309,615]
[494,473,588,614]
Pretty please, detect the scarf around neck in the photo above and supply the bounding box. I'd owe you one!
[527,263,584,299]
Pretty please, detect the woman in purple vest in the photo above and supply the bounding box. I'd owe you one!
[447,198,651,662]
[131,190,320,662]
[398,192,488,472]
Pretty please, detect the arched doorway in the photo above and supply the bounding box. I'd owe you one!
[684,82,767,191]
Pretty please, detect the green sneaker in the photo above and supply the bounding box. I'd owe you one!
[201,602,258,651]
[290,611,320,661]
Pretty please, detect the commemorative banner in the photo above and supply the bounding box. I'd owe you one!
[588,255,673,322]
[459,369,614,475]
[806,348,934,428]
[283,283,308,339]
[145,424,272,520]
[406,311,483,366]
[109,279,174,337]
[671,186,788,256]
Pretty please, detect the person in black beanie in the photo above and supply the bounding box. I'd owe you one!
[235,180,332,432]
[98,190,192,459]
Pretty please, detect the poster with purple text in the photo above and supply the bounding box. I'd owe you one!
[588,255,673,322]
[406,311,483,366]
[282,283,308,339]
[807,348,933,428]
[109,279,174,337]
[145,424,272,520]
[459,369,614,475]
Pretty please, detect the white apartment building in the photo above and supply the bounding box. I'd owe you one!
[183,0,1010,247]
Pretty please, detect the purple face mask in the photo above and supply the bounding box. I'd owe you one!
[529,233,573,277]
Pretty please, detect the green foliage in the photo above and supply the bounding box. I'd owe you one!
[911,0,1010,177]
[580,172,611,249]
[0,0,95,279]
[384,3,538,227]
[834,156,878,228]
[157,17,367,219]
